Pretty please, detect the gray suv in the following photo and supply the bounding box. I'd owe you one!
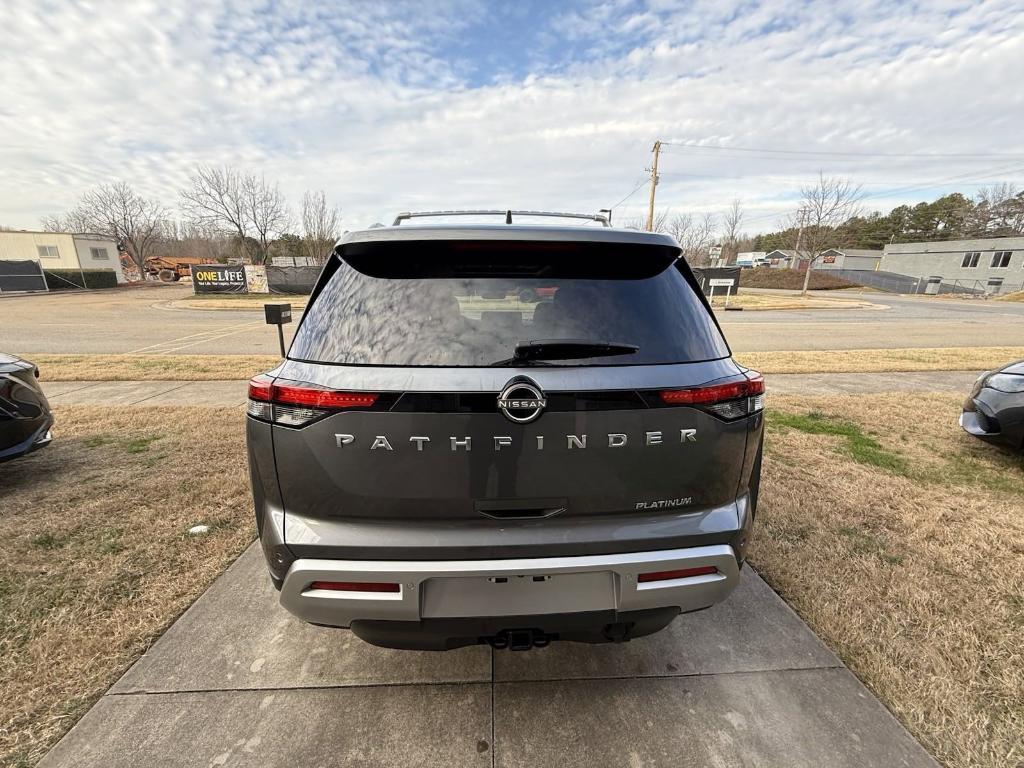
[246,212,764,650]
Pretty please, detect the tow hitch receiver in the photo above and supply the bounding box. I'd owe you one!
[487,629,552,651]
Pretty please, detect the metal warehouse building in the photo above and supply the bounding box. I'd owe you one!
[815,248,883,271]
[881,237,1023,294]
[0,230,124,292]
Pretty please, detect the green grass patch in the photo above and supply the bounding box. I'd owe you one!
[838,526,905,565]
[30,532,65,550]
[123,435,162,454]
[769,410,908,474]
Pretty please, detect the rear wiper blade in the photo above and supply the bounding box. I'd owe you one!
[491,339,640,366]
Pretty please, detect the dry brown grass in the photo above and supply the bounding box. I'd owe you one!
[754,394,1024,768]
[20,347,1024,383]
[708,294,879,311]
[996,290,1024,302]
[168,296,308,311]
[740,346,1024,374]
[0,407,253,767]
[25,354,280,381]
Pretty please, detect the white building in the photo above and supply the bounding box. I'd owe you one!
[0,230,125,286]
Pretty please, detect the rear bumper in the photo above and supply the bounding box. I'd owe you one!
[279,544,740,641]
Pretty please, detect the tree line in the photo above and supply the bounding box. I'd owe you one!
[40,167,340,279]
[750,184,1024,253]
[643,179,1022,294]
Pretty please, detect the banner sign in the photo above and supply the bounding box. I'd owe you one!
[244,264,269,294]
[191,264,248,294]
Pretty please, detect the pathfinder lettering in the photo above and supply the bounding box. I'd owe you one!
[334,429,698,451]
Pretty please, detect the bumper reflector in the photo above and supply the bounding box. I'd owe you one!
[638,565,718,583]
[308,580,401,593]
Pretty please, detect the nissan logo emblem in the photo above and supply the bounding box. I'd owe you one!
[497,380,547,424]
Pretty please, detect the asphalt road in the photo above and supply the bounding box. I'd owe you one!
[2,284,1023,355]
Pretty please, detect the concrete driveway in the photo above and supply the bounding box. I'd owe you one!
[39,545,937,767]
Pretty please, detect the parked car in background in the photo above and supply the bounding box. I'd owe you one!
[960,361,1024,451]
[0,353,53,462]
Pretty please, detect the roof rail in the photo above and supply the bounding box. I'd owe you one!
[391,209,611,227]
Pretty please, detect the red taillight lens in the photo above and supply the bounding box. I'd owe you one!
[661,381,747,404]
[638,566,718,583]
[247,378,379,426]
[248,378,274,401]
[272,384,377,409]
[308,580,400,593]
[660,370,764,408]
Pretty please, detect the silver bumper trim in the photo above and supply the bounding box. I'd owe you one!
[279,544,739,627]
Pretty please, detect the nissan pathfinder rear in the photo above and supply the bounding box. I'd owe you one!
[246,211,764,650]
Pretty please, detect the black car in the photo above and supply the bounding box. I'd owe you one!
[0,353,53,462]
[960,360,1024,451]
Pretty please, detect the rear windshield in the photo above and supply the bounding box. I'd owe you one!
[289,240,729,367]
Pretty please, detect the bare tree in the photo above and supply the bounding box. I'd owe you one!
[152,220,234,262]
[626,208,670,233]
[973,183,1023,236]
[180,166,290,264]
[242,174,291,263]
[44,182,167,280]
[301,190,340,264]
[627,210,719,264]
[721,199,744,264]
[788,175,863,295]
[41,207,93,233]
[665,212,718,265]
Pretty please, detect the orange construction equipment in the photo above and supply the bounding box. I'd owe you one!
[145,256,215,282]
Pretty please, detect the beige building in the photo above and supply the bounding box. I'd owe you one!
[0,230,125,283]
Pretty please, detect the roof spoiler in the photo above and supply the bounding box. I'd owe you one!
[392,210,611,227]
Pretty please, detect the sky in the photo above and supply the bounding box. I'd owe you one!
[2,0,1024,235]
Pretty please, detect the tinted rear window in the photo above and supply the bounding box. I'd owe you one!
[289,240,729,367]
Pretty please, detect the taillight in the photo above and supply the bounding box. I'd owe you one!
[638,565,718,583]
[307,580,401,593]
[660,371,764,420]
[247,378,379,427]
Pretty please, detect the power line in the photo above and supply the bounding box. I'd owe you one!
[736,162,1024,226]
[660,140,1024,160]
[609,177,649,211]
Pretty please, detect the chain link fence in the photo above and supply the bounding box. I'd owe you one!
[830,269,1022,297]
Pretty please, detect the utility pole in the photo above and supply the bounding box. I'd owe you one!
[645,140,662,232]
[792,207,806,270]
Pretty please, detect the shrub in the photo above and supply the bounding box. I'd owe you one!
[44,270,119,291]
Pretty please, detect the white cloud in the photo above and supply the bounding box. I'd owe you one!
[1,0,1023,235]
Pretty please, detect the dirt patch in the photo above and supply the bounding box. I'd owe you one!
[739,269,858,290]
[0,407,253,766]
[753,394,1024,768]
[995,290,1024,302]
